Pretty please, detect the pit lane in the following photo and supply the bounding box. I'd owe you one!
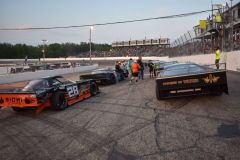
[0,71,240,160]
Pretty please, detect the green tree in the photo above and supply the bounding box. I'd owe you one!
[0,42,112,59]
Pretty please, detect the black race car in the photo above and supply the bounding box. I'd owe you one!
[80,68,125,85]
[147,60,178,77]
[0,76,99,113]
[154,60,178,71]
[155,63,228,99]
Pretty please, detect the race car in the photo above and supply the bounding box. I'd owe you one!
[155,63,228,99]
[147,60,178,77]
[154,60,178,71]
[80,68,125,85]
[0,76,99,113]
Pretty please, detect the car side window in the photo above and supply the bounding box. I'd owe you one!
[49,79,61,86]
[33,80,49,89]
[42,80,50,88]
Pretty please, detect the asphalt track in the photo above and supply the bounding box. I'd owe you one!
[0,71,240,160]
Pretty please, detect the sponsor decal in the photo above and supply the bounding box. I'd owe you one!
[202,74,220,84]
[0,97,24,104]
[162,79,199,86]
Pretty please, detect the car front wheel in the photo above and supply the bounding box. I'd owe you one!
[51,91,67,110]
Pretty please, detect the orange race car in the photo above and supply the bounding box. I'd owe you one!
[0,76,99,113]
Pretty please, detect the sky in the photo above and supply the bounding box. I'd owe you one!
[0,0,239,46]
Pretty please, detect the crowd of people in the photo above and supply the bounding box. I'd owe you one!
[76,45,168,58]
[114,57,161,84]
[76,38,240,58]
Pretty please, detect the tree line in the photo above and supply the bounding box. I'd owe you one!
[0,42,111,59]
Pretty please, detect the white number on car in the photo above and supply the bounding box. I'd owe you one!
[67,85,79,97]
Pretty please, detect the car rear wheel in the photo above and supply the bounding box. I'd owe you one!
[110,74,117,84]
[12,107,26,112]
[51,91,67,110]
[90,82,98,96]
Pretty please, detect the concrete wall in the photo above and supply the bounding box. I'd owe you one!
[0,56,169,63]
[0,67,10,75]
[0,64,98,84]
[170,51,240,72]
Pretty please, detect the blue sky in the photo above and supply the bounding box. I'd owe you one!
[0,0,239,45]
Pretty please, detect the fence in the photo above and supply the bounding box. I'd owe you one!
[166,3,240,57]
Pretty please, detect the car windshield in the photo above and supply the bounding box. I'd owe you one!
[92,69,111,74]
[50,77,73,86]
[161,64,206,77]
[55,77,71,83]
[22,79,49,91]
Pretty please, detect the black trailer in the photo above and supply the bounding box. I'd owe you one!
[155,63,228,99]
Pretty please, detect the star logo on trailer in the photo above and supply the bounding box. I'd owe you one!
[202,74,220,84]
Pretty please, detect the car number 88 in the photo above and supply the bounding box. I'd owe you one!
[67,85,79,97]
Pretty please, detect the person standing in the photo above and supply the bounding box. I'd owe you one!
[148,60,154,77]
[127,58,133,79]
[115,61,121,71]
[131,61,141,83]
[137,58,144,80]
[215,47,221,69]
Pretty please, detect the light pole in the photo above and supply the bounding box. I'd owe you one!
[89,26,94,64]
[42,39,48,62]
[230,0,233,51]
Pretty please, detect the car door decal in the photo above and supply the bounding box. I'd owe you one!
[67,85,79,97]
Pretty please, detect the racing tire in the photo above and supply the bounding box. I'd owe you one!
[110,74,117,84]
[120,73,125,81]
[51,91,67,111]
[90,82,98,96]
[12,107,26,112]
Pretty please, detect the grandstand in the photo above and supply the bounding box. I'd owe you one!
[168,2,240,57]
[110,38,170,57]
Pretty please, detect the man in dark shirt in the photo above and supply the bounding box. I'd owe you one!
[148,60,154,77]
[137,58,144,80]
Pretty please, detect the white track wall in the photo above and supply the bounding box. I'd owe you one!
[0,51,239,84]
[0,64,98,84]
[170,51,240,72]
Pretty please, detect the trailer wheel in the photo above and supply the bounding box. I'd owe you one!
[156,85,161,100]
[12,107,26,112]
[209,86,222,96]
[90,82,98,96]
[51,91,67,110]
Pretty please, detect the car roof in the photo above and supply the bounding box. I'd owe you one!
[42,75,64,80]
[164,62,196,70]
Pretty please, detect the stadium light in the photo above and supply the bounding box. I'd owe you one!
[230,0,233,51]
[42,39,48,62]
[89,26,94,64]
